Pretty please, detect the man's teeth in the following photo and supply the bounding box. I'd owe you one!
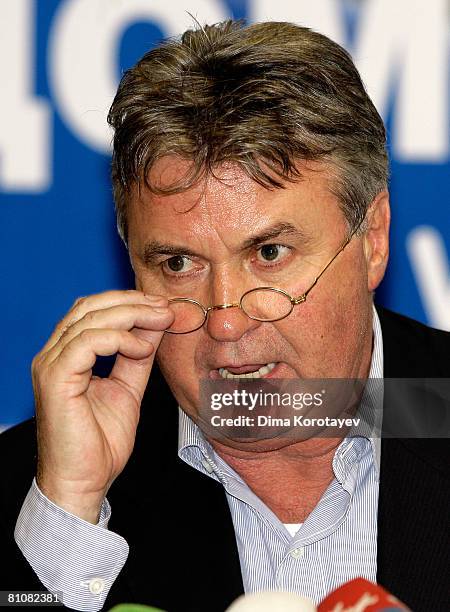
[218,363,277,379]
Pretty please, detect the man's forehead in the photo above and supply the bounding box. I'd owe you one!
[132,158,272,211]
[127,156,344,243]
[148,157,259,193]
[133,156,334,204]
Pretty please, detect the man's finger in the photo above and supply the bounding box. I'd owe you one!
[108,327,168,400]
[42,290,167,353]
[48,328,156,401]
[46,303,173,360]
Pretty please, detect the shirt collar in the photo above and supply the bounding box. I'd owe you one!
[364,305,383,474]
[178,303,383,478]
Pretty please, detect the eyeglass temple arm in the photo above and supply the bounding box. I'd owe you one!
[293,218,364,304]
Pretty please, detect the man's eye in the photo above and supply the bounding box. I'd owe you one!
[257,244,290,263]
[165,255,191,273]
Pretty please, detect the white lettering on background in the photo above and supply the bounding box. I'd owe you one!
[0,0,51,190]
[407,227,450,331]
[251,0,449,161]
[49,0,228,152]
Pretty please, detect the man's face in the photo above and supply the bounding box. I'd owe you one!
[127,157,388,441]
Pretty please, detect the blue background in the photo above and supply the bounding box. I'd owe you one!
[1,0,449,429]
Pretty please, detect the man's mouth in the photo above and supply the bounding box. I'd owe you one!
[218,362,277,379]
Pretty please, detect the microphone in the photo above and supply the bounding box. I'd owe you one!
[225,591,317,611]
[108,578,409,612]
[317,578,410,611]
[108,606,165,612]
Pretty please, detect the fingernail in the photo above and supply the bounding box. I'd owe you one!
[153,306,170,314]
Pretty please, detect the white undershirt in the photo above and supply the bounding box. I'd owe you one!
[284,523,302,537]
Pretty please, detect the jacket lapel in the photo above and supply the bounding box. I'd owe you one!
[376,306,450,610]
[105,370,244,611]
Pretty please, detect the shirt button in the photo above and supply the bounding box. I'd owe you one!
[89,578,105,595]
[290,547,304,559]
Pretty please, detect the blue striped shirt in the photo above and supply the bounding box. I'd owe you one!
[15,308,383,611]
[178,308,383,604]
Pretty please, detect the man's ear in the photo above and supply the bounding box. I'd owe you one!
[363,190,390,292]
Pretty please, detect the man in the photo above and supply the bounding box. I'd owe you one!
[0,20,448,612]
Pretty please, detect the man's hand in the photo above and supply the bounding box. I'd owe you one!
[31,290,174,523]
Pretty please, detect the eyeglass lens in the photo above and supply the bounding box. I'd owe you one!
[166,288,294,334]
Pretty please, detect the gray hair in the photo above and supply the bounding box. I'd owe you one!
[108,20,388,243]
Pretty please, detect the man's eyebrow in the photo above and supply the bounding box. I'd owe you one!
[141,242,200,264]
[240,222,308,250]
[141,223,307,264]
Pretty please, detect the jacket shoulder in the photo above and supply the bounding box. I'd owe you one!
[0,419,45,591]
[376,305,450,377]
[0,419,38,522]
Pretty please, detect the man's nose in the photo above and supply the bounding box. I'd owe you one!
[205,302,260,342]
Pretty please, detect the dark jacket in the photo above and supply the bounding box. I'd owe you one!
[0,307,449,611]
